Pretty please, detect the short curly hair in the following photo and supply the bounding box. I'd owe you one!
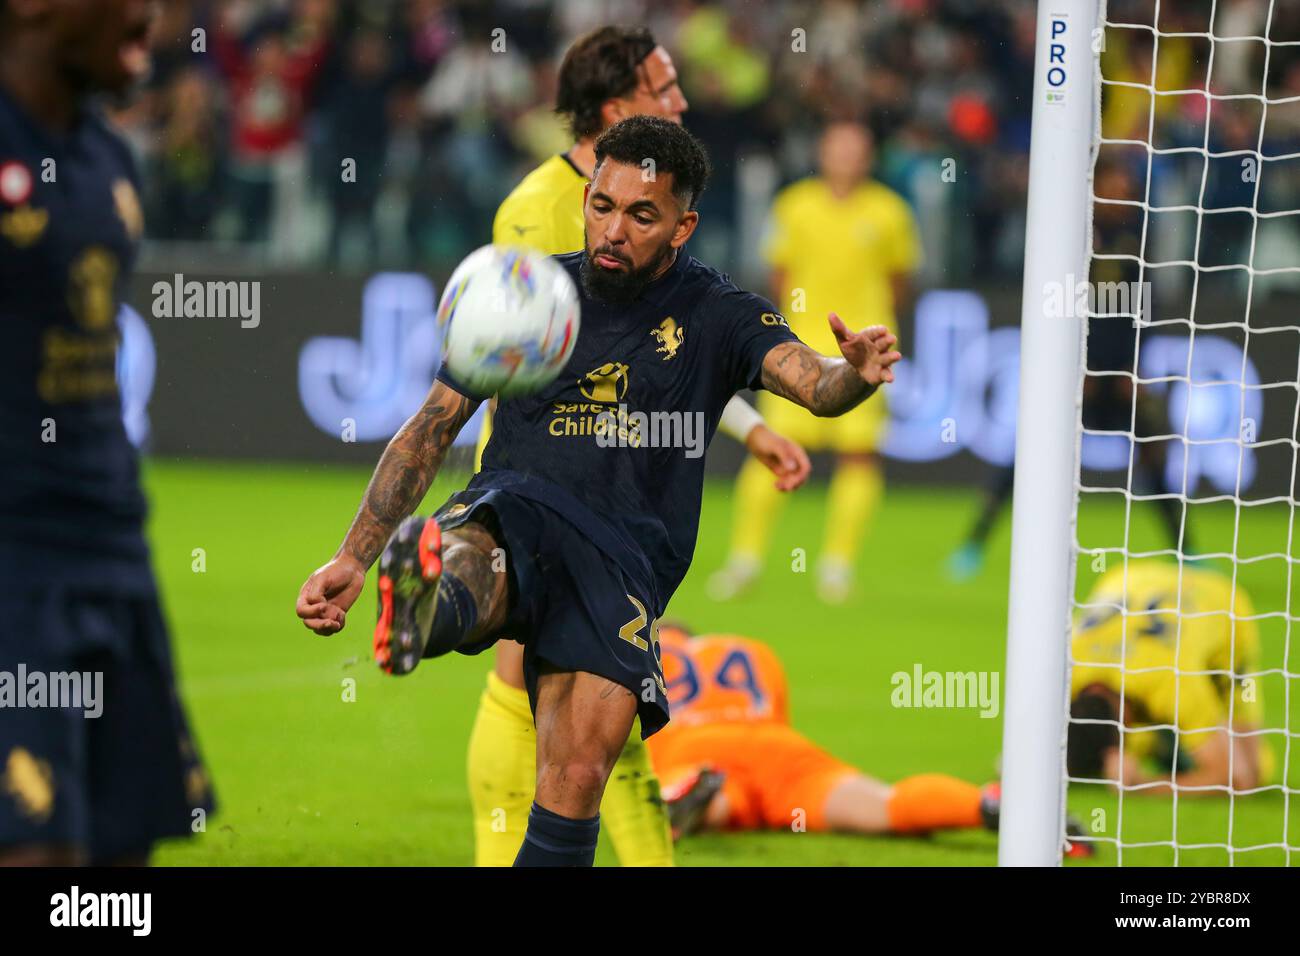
[555,26,659,140]
[593,116,711,212]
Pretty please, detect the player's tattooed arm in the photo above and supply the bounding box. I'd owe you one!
[340,382,480,568]
[760,314,901,417]
[297,381,478,636]
[761,342,868,416]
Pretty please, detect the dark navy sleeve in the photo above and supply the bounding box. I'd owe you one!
[715,288,802,393]
[434,364,491,402]
[92,111,142,188]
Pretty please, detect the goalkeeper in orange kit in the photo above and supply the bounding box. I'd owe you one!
[652,625,1091,855]
[650,625,1001,840]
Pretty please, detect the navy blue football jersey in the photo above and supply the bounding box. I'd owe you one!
[0,87,152,591]
[438,249,801,605]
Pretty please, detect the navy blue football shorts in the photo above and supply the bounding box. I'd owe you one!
[0,588,215,861]
[432,487,670,738]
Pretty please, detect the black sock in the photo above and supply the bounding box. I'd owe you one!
[423,571,478,658]
[513,802,600,867]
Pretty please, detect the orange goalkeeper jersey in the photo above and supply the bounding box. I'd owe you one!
[652,632,855,831]
[658,632,790,728]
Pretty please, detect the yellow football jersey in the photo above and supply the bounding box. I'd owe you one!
[475,153,588,468]
[762,177,920,355]
[491,153,587,255]
[1071,561,1266,766]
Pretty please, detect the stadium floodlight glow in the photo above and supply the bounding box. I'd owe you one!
[1000,0,1098,867]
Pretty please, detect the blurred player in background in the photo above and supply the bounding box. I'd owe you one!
[0,0,213,866]
[651,626,1001,841]
[711,120,920,604]
[1068,560,1272,793]
[946,158,1191,581]
[470,25,810,868]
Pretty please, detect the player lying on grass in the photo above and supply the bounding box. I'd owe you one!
[648,626,1002,841]
[470,24,811,867]
[1068,560,1274,794]
[296,116,900,866]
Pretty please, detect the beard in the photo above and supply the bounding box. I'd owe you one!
[579,239,675,305]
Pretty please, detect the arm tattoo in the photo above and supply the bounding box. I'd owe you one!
[339,385,479,568]
[760,342,874,417]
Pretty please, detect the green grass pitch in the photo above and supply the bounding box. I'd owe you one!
[142,459,1299,866]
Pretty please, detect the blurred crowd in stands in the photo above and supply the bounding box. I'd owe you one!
[109,0,1299,291]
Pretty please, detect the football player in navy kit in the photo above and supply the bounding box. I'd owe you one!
[0,0,213,865]
[296,116,900,866]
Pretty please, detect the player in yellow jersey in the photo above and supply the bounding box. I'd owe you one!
[1068,560,1274,793]
[710,120,921,604]
[467,26,811,867]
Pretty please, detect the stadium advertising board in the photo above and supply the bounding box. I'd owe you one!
[121,271,1288,496]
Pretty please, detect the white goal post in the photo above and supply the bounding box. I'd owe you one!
[999,0,1098,868]
[1002,0,1300,866]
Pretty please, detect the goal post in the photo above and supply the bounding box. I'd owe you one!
[999,0,1101,867]
[1003,0,1300,866]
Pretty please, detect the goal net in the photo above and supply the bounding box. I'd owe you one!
[1001,0,1300,865]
